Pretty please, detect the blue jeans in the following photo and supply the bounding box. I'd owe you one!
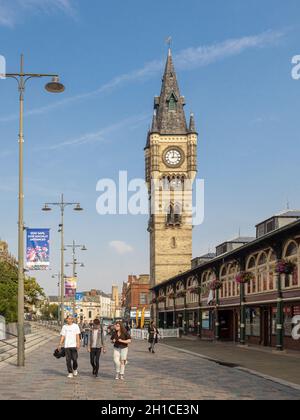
[83,333,89,347]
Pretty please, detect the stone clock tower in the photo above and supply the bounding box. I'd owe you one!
[145,49,198,288]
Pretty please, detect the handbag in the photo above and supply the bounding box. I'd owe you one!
[53,347,66,359]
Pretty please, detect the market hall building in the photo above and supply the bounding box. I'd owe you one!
[151,211,300,351]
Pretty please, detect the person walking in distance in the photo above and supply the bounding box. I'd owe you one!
[88,319,106,377]
[148,321,160,354]
[82,320,90,347]
[58,315,81,379]
[111,321,131,381]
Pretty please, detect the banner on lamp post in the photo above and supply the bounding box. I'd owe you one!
[65,278,77,298]
[75,292,84,302]
[26,228,50,271]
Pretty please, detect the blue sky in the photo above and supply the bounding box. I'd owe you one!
[0,0,300,295]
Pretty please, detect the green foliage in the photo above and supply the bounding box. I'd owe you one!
[24,277,45,311]
[40,304,59,320]
[0,261,45,322]
[0,260,18,322]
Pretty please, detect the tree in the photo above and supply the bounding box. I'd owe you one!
[40,304,59,320]
[24,277,45,313]
[0,261,18,322]
[0,261,45,321]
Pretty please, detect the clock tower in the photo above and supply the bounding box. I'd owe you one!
[145,49,198,288]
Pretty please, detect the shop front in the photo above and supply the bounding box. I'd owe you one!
[219,309,239,341]
[186,310,198,335]
[244,302,300,350]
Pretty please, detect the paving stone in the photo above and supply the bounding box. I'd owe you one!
[0,338,299,400]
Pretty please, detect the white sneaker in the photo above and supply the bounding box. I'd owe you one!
[73,370,78,377]
[120,375,125,381]
[115,374,120,380]
[67,373,74,379]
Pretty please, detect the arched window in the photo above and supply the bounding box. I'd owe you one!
[166,203,182,226]
[168,94,177,111]
[258,253,267,266]
[166,204,174,225]
[283,241,299,288]
[174,203,182,225]
[247,256,256,270]
[285,242,298,257]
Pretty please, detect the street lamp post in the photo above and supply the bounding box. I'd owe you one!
[65,240,87,317]
[51,273,61,322]
[4,55,65,367]
[42,195,83,327]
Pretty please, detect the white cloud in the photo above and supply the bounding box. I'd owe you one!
[0,0,75,27]
[38,112,149,151]
[0,29,285,123]
[109,241,134,255]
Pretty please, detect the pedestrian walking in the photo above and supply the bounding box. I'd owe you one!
[82,321,90,347]
[88,319,106,377]
[148,321,160,354]
[58,315,81,379]
[111,321,131,381]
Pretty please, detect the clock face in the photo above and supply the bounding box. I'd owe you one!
[165,149,182,167]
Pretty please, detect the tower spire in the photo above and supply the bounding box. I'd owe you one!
[154,49,188,135]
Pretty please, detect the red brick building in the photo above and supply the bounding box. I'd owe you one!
[123,275,151,327]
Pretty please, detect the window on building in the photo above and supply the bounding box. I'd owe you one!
[266,220,275,233]
[286,242,297,257]
[246,308,261,337]
[140,293,148,305]
[168,94,177,111]
[283,241,298,288]
[202,311,211,330]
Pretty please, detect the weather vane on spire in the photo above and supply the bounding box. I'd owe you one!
[165,36,172,53]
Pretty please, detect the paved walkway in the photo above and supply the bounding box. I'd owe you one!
[163,338,300,386]
[0,338,300,400]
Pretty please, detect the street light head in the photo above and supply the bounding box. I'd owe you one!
[45,76,65,94]
[74,204,83,212]
[42,204,52,212]
[80,263,85,268]
[81,246,87,251]
[65,264,69,268]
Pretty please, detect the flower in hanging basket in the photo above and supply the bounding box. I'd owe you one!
[176,290,186,298]
[157,296,166,303]
[236,271,255,284]
[151,298,157,304]
[168,292,176,299]
[275,259,296,275]
[189,286,201,294]
[209,279,222,291]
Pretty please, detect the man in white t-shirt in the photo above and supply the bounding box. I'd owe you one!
[58,315,81,378]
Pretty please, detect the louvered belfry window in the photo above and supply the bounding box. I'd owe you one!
[168,94,177,111]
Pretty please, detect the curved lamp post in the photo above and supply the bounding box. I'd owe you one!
[65,240,87,316]
[4,55,65,367]
[42,195,83,328]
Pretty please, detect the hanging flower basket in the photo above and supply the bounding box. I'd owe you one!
[176,290,186,298]
[168,292,176,300]
[236,271,255,284]
[275,259,296,275]
[209,280,222,291]
[157,296,166,303]
[189,286,201,294]
[151,298,157,304]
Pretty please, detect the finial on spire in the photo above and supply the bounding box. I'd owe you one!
[151,109,159,132]
[165,36,172,55]
[189,112,196,133]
